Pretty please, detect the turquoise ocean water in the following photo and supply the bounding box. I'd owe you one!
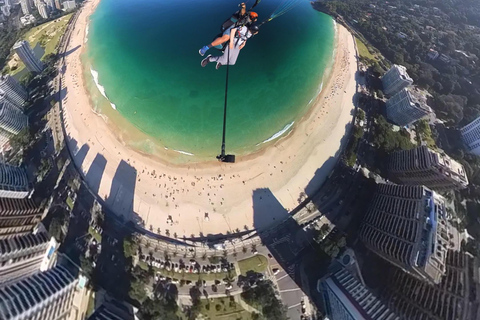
[85,0,335,161]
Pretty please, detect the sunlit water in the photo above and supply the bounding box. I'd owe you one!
[85,0,335,160]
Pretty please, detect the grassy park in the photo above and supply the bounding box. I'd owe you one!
[238,255,268,275]
[197,297,254,320]
[355,37,377,61]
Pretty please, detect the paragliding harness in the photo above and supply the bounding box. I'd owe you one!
[213,0,261,52]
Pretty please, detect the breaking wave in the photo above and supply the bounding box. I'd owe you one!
[173,149,194,156]
[257,121,294,145]
[90,67,117,110]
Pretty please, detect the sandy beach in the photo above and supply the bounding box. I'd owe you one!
[61,0,358,238]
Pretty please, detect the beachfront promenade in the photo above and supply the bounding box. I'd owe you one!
[55,0,359,247]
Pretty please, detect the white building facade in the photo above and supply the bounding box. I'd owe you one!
[461,115,480,155]
[318,268,399,320]
[382,64,414,97]
[13,40,44,73]
[0,99,28,135]
[0,232,53,286]
[386,88,432,126]
[0,162,31,199]
[62,0,74,10]
[37,1,49,19]
[19,0,31,14]
[0,74,28,109]
[0,265,78,319]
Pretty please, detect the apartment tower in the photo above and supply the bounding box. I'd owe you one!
[386,87,432,126]
[19,0,31,15]
[389,146,469,191]
[13,40,44,73]
[359,184,450,284]
[0,265,78,319]
[461,115,480,155]
[0,74,28,109]
[318,267,399,320]
[0,232,51,286]
[37,1,49,19]
[0,197,42,239]
[0,162,31,199]
[382,64,413,97]
[383,251,480,320]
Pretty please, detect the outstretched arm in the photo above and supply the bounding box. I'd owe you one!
[240,3,246,16]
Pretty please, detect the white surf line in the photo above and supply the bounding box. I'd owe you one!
[90,67,117,110]
[256,121,295,146]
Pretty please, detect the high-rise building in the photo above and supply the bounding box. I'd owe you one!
[0,74,28,109]
[13,40,44,73]
[54,0,62,10]
[0,162,32,199]
[1,5,11,16]
[0,265,78,319]
[386,87,432,127]
[382,64,413,97]
[382,251,480,320]
[461,115,480,156]
[37,1,48,19]
[0,232,55,286]
[0,98,28,136]
[19,0,31,14]
[0,197,42,239]
[4,0,13,6]
[359,184,450,284]
[318,267,399,320]
[62,0,75,10]
[88,298,136,320]
[389,146,469,191]
[44,0,54,10]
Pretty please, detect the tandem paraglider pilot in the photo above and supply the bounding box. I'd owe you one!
[201,24,259,69]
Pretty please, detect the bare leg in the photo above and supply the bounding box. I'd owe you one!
[210,34,230,47]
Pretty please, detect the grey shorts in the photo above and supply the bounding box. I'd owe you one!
[222,26,233,36]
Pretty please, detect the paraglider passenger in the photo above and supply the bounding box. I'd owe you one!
[201,25,259,69]
[199,3,258,56]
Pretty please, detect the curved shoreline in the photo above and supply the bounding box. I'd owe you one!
[62,0,358,238]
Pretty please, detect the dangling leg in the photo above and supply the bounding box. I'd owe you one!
[201,54,212,67]
[199,27,233,56]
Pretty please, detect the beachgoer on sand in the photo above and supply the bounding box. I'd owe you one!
[200,24,259,69]
[198,2,259,56]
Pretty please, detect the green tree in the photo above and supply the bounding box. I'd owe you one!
[123,235,139,258]
[129,277,147,302]
[241,280,288,320]
[138,297,178,320]
[9,128,32,152]
[48,217,63,242]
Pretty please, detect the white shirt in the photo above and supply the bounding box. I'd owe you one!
[235,26,252,46]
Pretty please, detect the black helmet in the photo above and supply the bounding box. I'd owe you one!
[249,25,259,33]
